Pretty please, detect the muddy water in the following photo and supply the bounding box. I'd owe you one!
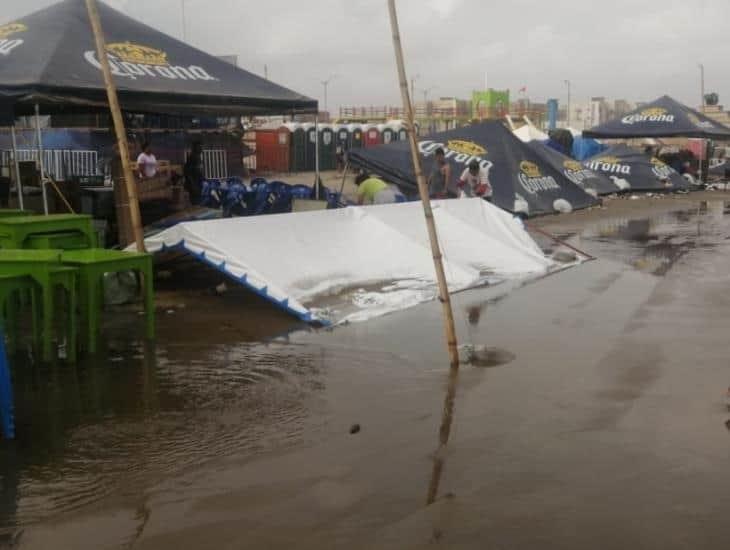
[2,195,730,549]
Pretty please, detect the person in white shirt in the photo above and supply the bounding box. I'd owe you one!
[136,142,158,179]
[457,159,492,200]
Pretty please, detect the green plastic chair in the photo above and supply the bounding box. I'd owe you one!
[61,249,154,354]
[0,250,78,362]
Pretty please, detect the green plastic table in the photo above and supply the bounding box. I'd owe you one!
[0,214,96,250]
[61,249,154,354]
[0,210,33,219]
[0,250,78,362]
[0,274,41,355]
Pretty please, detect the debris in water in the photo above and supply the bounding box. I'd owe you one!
[166,309,175,315]
[349,424,361,434]
[552,249,578,263]
[215,282,228,296]
[459,345,516,367]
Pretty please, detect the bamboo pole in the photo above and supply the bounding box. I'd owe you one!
[85,0,145,252]
[34,104,49,215]
[386,0,461,505]
[10,125,24,210]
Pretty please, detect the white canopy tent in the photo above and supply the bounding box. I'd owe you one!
[142,199,553,323]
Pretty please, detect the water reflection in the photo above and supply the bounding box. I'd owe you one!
[0,331,325,533]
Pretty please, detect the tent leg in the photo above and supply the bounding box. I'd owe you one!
[314,114,320,200]
[338,160,349,197]
[34,104,49,215]
[10,125,23,210]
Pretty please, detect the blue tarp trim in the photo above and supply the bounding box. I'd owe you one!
[158,240,328,326]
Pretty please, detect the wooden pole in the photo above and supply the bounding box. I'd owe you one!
[387,0,461,505]
[85,0,145,252]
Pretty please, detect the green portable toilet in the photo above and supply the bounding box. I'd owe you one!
[303,123,317,171]
[348,123,363,149]
[286,123,306,172]
[319,125,336,170]
[335,124,350,152]
[379,123,396,145]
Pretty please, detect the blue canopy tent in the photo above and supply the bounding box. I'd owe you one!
[527,140,620,196]
[583,144,689,192]
[583,96,730,140]
[348,121,599,217]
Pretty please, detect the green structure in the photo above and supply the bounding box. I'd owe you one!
[472,89,510,119]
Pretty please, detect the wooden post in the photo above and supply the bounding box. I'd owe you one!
[85,0,145,252]
[387,0,461,505]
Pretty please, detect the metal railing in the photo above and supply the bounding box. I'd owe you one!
[201,149,228,179]
[0,149,100,181]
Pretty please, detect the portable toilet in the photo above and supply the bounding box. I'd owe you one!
[256,128,291,173]
[303,123,317,171]
[397,125,408,141]
[318,124,336,170]
[363,124,382,148]
[347,123,363,149]
[379,124,396,145]
[286,123,306,172]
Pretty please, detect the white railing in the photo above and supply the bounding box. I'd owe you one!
[0,149,100,181]
[202,149,227,179]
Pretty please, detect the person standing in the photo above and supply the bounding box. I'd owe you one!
[136,141,158,180]
[428,147,452,199]
[184,141,204,204]
[457,159,492,200]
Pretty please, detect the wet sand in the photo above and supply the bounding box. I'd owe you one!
[2,191,730,549]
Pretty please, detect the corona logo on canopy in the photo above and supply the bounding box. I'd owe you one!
[0,22,27,56]
[419,139,493,171]
[650,157,675,179]
[106,42,168,66]
[622,107,675,125]
[446,140,486,157]
[584,156,631,175]
[518,160,559,194]
[563,159,598,187]
[84,40,217,82]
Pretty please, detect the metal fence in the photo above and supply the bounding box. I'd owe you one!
[0,149,100,181]
[202,149,227,179]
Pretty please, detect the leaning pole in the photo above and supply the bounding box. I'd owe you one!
[85,0,145,252]
[386,0,461,505]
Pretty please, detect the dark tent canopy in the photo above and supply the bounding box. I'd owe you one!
[583,95,730,139]
[0,0,317,117]
[348,121,599,216]
[526,140,620,196]
[583,144,689,192]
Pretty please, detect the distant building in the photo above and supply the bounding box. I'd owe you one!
[472,89,510,119]
[612,99,633,118]
[702,104,730,127]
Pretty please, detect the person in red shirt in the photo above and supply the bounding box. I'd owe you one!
[457,160,492,200]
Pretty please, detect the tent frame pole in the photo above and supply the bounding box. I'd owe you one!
[34,104,49,215]
[85,0,145,251]
[387,0,461,505]
[10,125,24,211]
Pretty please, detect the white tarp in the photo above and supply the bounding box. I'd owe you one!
[143,198,552,324]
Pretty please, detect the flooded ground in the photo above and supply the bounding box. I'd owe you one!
[2,192,730,549]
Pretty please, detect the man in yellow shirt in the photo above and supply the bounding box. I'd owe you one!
[355,173,402,205]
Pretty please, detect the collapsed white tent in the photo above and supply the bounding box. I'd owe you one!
[513,122,549,143]
[143,198,553,324]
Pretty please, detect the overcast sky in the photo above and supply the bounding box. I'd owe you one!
[3,0,728,111]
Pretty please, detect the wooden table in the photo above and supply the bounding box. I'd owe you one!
[0,214,96,249]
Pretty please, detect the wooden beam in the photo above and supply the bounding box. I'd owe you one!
[387,0,461,506]
[85,0,145,252]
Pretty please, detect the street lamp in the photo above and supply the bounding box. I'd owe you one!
[564,79,571,126]
[321,74,339,116]
[410,73,420,103]
[698,63,705,112]
[420,86,438,116]
[181,0,191,41]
